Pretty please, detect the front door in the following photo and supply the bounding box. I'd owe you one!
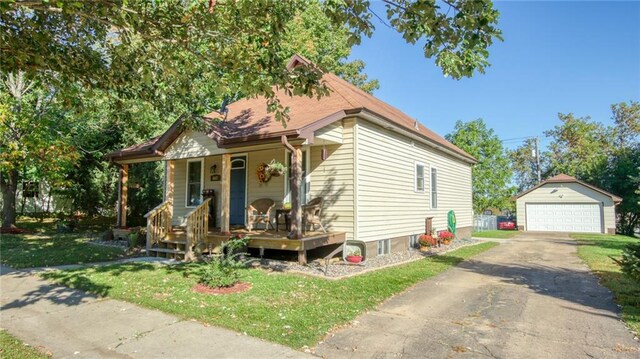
[229,156,247,225]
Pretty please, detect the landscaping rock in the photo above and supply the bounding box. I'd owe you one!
[253,238,482,279]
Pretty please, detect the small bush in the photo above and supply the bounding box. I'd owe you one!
[128,228,146,248]
[197,235,250,288]
[620,243,640,282]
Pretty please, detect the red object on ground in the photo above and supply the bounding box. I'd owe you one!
[498,221,516,230]
[346,255,363,264]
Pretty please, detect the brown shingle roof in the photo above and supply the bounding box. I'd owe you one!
[107,55,475,163]
[515,173,622,203]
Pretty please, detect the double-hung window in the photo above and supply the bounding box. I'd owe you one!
[415,163,425,192]
[431,167,438,209]
[186,159,203,207]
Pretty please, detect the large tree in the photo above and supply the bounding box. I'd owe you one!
[446,119,515,213]
[0,73,79,228]
[535,102,640,235]
[544,113,610,182]
[2,0,502,118]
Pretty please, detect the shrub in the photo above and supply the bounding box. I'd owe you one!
[419,234,437,247]
[128,228,146,248]
[620,243,640,282]
[198,235,250,288]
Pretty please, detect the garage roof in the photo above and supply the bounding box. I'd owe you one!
[515,174,622,203]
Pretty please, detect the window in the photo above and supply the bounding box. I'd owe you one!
[22,181,39,198]
[409,234,420,249]
[186,160,203,207]
[415,163,425,192]
[377,239,391,256]
[431,167,438,209]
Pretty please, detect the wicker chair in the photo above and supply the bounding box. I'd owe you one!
[302,197,326,233]
[246,198,275,232]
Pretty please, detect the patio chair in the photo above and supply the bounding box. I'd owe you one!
[246,198,275,232]
[302,197,326,233]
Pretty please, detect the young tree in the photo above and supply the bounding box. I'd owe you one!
[446,119,515,213]
[0,72,79,229]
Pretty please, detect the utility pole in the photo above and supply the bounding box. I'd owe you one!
[535,137,541,183]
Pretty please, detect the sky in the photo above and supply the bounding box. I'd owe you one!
[349,1,640,150]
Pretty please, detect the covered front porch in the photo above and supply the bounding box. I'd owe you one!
[111,128,349,264]
[151,228,346,264]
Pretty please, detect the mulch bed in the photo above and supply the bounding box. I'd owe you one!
[0,227,34,234]
[191,282,252,295]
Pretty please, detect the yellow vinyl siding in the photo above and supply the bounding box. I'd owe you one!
[165,130,226,160]
[315,121,343,144]
[309,119,355,240]
[516,182,616,232]
[356,120,473,241]
[246,149,286,206]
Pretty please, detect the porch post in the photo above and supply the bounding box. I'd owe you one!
[116,164,128,228]
[166,160,175,220]
[220,153,231,235]
[281,135,302,240]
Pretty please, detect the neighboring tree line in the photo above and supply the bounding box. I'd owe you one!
[446,101,639,235]
[1,0,503,229]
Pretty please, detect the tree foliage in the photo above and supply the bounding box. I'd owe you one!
[0,72,79,227]
[446,119,515,213]
[2,1,502,111]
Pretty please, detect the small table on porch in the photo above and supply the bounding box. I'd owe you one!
[275,208,291,233]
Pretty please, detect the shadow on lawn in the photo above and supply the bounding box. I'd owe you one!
[1,262,193,311]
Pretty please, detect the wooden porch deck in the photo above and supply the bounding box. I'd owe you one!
[155,229,346,264]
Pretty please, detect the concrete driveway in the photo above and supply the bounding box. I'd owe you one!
[315,233,639,358]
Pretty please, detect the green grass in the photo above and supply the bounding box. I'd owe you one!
[0,217,127,269]
[0,330,50,358]
[573,233,640,335]
[42,242,498,349]
[472,230,520,239]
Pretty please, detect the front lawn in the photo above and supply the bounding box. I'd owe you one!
[43,242,498,349]
[0,217,127,269]
[472,230,520,239]
[0,330,51,358]
[573,233,640,335]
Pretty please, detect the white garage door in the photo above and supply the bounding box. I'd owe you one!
[526,203,602,233]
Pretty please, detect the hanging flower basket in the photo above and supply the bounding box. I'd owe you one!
[266,159,287,177]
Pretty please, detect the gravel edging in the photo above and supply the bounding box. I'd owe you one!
[253,238,488,280]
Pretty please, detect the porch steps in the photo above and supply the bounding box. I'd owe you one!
[148,232,188,260]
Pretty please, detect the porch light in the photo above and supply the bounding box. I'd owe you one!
[210,164,217,174]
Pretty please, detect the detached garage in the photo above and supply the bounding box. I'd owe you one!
[516,174,622,234]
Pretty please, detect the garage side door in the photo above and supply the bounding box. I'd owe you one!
[525,203,602,233]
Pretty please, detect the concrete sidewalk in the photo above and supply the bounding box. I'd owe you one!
[0,264,309,359]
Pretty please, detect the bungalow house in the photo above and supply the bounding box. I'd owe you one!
[106,55,476,263]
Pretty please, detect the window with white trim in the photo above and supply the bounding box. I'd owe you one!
[186,160,203,207]
[415,163,425,192]
[285,149,309,204]
[377,239,391,256]
[431,167,438,209]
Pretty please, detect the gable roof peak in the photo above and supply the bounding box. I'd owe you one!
[547,173,577,182]
[286,54,313,71]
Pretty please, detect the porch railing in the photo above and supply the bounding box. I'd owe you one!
[185,198,210,261]
[145,201,172,251]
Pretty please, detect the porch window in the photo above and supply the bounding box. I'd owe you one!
[415,162,425,192]
[186,159,203,207]
[431,167,438,209]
